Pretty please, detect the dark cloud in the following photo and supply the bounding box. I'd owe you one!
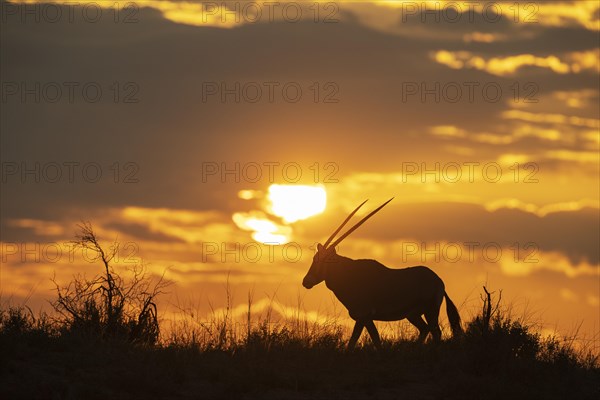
[104,222,185,243]
[1,2,598,251]
[298,202,600,265]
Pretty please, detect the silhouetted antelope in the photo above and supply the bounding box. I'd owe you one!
[303,199,462,349]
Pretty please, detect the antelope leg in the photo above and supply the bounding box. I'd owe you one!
[348,321,364,350]
[365,320,382,349]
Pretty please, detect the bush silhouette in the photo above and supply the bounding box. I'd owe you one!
[50,222,168,344]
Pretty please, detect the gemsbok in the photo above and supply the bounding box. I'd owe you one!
[302,198,462,349]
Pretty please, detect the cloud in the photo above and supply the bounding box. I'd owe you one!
[7,219,66,236]
[433,50,599,76]
[551,89,599,109]
[462,32,507,43]
[498,251,598,278]
[2,1,597,263]
[299,200,599,266]
[501,109,600,129]
[104,222,186,243]
[533,1,600,31]
[342,1,599,37]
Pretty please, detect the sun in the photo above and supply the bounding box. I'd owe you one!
[233,184,327,244]
[268,184,327,223]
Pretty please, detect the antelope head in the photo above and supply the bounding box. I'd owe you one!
[302,198,393,289]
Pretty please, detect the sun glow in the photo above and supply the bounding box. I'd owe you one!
[233,185,327,244]
[232,212,292,245]
[267,184,327,223]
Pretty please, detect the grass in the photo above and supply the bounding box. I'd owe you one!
[1,293,598,400]
[2,226,597,399]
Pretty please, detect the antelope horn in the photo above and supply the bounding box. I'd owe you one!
[327,197,394,250]
[323,199,368,248]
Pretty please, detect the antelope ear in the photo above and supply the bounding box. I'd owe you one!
[317,243,325,252]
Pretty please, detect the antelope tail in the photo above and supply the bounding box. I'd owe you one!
[444,292,463,337]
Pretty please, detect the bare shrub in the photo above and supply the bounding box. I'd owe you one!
[51,222,169,345]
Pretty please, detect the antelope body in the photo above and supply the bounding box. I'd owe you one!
[302,199,462,349]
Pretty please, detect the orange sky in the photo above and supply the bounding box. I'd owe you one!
[1,0,598,347]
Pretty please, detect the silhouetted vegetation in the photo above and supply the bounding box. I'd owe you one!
[50,222,169,345]
[1,227,598,399]
[3,291,598,400]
